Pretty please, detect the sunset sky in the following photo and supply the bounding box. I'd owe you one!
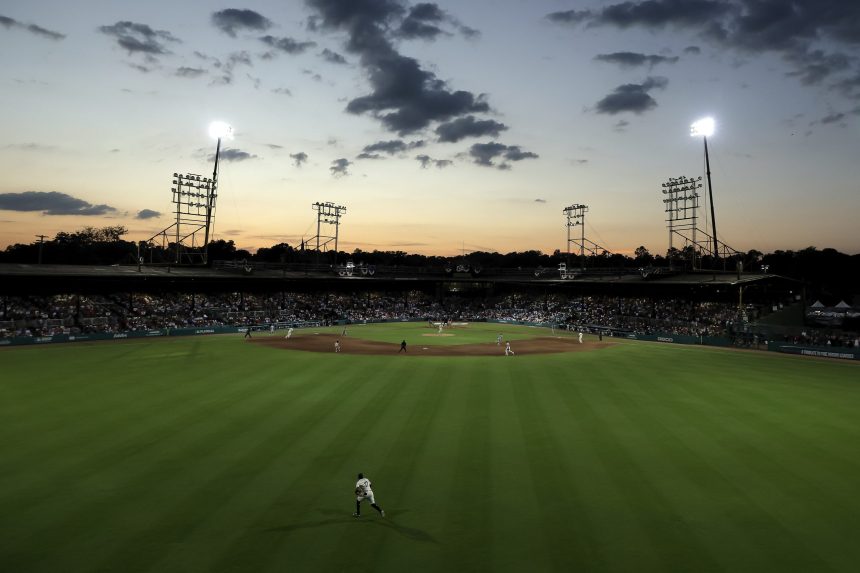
[1,0,858,257]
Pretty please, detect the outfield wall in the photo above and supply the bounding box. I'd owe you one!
[766,342,860,361]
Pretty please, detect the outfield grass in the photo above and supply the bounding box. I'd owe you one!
[1,326,858,572]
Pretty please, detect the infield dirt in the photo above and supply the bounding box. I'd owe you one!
[250,333,613,356]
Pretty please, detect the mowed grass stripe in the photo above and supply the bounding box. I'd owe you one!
[643,370,859,571]
[11,352,346,572]
[581,356,727,571]
[541,356,667,571]
[0,346,276,525]
[88,356,354,573]
[507,358,603,570]
[600,360,834,572]
[0,344,272,482]
[205,356,416,572]
[311,357,457,572]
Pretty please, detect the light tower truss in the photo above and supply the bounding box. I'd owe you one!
[661,175,738,268]
[147,172,217,264]
[308,201,346,260]
[563,204,610,272]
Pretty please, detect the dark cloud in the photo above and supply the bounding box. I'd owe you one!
[321,48,347,64]
[99,21,179,56]
[290,152,308,166]
[684,45,702,54]
[415,154,452,168]
[594,51,678,68]
[469,142,538,169]
[356,152,383,160]
[818,112,845,125]
[272,87,293,96]
[534,198,547,203]
[594,0,731,29]
[212,9,273,37]
[136,209,161,219]
[595,76,668,115]
[435,116,508,143]
[305,0,492,135]
[549,0,860,92]
[545,10,591,25]
[302,68,323,81]
[260,35,317,54]
[176,66,206,78]
[330,158,351,176]
[361,139,425,156]
[0,15,65,40]
[614,119,630,131]
[210,148,257,162]
[398,4,444,40]
[0,191,117,216]
[785,49,852,86]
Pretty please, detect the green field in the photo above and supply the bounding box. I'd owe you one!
[1,324,859,572]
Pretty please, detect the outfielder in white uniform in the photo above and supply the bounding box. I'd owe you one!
[353,473,384,517]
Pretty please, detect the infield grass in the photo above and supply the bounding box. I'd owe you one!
[1,326,858,572]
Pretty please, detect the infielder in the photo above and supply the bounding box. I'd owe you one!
[285,327,293,339]
[437,323,443,334]
[578,331,583,344]
[505,341,515,356]
[335,339,341,353]
[497,333,503,345]
[353,473,384,518]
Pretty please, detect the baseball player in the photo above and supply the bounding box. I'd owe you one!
[353,473,384,518]
[497,333,503,345]
[244,326,252,339]
[437,323,443,334]
[399,340,407,353]
[505,341,515,356]
[270,324,275,334]
[335,339,341,353]
[578,331,583,344]
[285,327,293,339]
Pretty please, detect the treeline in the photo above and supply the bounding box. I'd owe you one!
[1,226,857,301]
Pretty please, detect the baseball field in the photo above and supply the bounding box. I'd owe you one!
[1,322,858,572]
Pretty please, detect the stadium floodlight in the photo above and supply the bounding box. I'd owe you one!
[208,121,234,140]
[690,117,715,137]
[690,117,718,264]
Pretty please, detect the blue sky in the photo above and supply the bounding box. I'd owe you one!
[1,0,858,255]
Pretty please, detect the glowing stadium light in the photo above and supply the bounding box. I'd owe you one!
[690,117,715,138]
[208,121,234,140]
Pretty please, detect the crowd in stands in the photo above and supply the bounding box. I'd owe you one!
[1,290,855,348]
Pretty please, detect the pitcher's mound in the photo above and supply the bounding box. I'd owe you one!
[251,334,612,356]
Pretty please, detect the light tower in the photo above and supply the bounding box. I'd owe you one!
[206,121,233,262]
[564,204,587,270]
[661,175,703,269]
[308,202,347,263]
[690,117,718,264]
[563,204,610,272]
[147,121,232,264]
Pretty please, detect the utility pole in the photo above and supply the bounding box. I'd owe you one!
[35,234,47,264]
